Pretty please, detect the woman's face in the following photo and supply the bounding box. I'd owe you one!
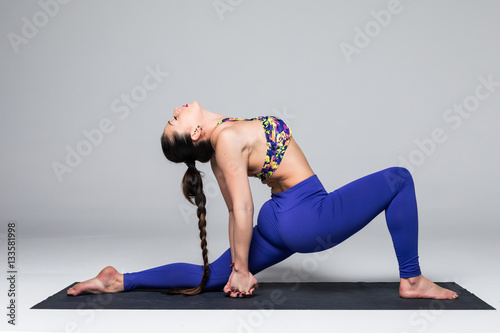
[163,101,201,139]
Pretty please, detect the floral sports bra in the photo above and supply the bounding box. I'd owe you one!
[215,116,292,182]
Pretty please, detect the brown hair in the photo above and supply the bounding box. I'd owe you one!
[160,132,215,295]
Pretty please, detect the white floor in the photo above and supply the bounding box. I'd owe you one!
[1,224,499,333]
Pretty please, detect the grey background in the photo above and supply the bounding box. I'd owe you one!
[0,1,499,332]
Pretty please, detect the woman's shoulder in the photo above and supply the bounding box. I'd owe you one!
[211,122,247,150]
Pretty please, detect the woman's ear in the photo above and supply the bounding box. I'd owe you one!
[191,125,202,142]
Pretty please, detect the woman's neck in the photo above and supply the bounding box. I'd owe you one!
[199,109,227,143]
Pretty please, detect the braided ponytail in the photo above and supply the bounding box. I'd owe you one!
[161,132,215,295]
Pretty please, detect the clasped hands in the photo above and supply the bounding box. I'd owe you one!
[223,267,258,298]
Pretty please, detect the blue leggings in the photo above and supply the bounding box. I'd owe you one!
[123,167,421,291]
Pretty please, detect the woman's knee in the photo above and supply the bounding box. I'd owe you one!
[384,167,414,192]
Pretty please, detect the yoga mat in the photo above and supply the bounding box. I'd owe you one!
[32,282,495,310]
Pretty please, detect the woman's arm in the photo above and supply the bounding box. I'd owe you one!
[210,158,236,262]
[213,129,257,296]
[214,129,254,271]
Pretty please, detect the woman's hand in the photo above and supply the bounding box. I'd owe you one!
[223,269,258,298]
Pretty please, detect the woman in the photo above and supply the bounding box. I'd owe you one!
[68,101,458,299]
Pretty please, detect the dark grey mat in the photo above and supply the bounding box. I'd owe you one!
[31,282,495,310]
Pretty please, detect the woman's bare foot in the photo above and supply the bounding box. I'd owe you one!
[399,275,458,299]
[67,266,124,296]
